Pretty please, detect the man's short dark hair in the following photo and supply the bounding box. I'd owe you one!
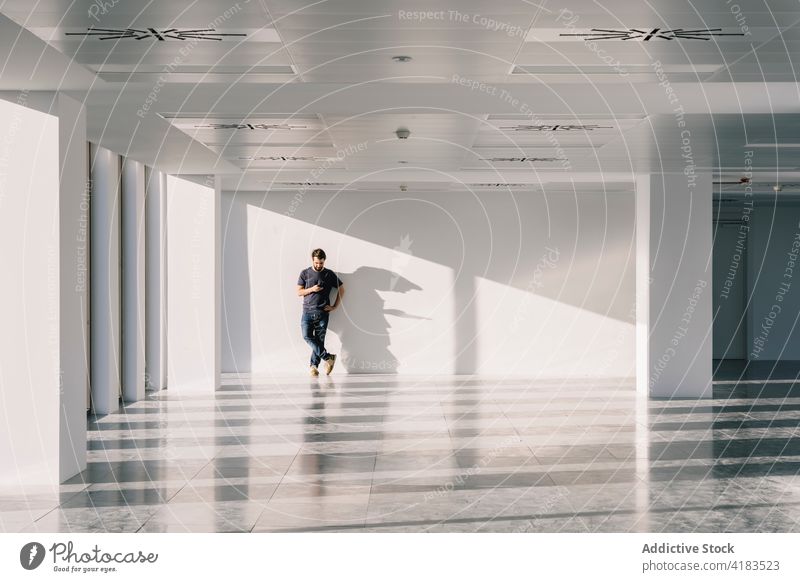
[311,248,326,260]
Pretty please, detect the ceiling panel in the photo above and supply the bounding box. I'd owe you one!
[1,1,296,77]
[2,0,798,182]
[1,0,272,25]
[323,113,484,170]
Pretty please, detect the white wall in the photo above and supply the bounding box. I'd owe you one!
[746,202,800,360]
[712,217,749,360]
[0,96,60,490]
[167,175,217,391]
[222,189,636,378]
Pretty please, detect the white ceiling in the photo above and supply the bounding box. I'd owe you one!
[1,0,799,190]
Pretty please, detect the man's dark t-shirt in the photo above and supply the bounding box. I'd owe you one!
[297,267,343,312]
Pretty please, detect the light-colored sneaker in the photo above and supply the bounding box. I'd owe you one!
[310,366,319,377]
[324,354,336,375]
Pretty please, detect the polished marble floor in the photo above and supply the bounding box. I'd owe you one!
[4,372,800,533]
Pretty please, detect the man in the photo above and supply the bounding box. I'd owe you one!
[296,248,345,376]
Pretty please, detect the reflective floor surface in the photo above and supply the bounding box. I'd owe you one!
[3,372,800,533]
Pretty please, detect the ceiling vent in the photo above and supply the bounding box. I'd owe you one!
[717,182,800,189]
[499,124,612,131]
[480,157,566,163]
[558,28,745,42]
[161,113,319,121]
[510,64,721,75]
[466,183,531,188]
[239,156,335,162]
[65,27,247,41]
[196,123,307,130]
[280,182,337,186]
[260,182,339,187]
[93,65,296,81]
[714,179,750,185]
[486,114,645,121]
[200,142,333,148]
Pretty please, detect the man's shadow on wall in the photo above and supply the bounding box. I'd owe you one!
[329,266,428,374]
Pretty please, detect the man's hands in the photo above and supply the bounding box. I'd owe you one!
[297,281,342,313]
[297,284,323,296]
[327,284,344,312]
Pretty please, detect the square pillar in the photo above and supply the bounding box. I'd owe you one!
[0,95,59,492]
[57,94,89,480]
[90,145,121,414]
[166,175,218,392]
[121,158,146,402]
[145,168,168,390]
[214,175,222,390]
[636,172,713,398]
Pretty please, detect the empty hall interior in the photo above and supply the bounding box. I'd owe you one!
[2,0,800,533]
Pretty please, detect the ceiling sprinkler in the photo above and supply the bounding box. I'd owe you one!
[400,184,408,192]
[396,128,411,140]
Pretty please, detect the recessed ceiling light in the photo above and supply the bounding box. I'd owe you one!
[392,55,412,63]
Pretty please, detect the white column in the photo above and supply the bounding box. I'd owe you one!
[0,95,60,493]
[90,145,121,414]
[121,158,146,402]
[145,168,168,391]
[57,94,89,480]
[214,175,222,390]
[167,175,217,392]
[636,173,713,398]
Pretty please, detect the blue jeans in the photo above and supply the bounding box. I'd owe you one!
[301,310,331,367]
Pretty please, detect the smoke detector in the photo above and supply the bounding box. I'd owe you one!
[396,128,411,140]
